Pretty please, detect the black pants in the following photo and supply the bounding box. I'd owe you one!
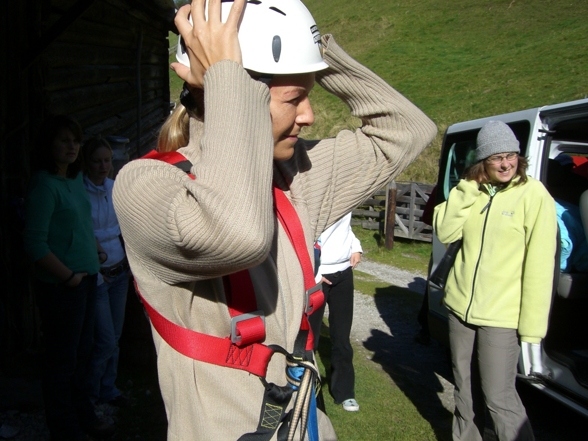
[310,266,355,403]
[35,275,98,441]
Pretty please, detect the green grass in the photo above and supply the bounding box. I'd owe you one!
[168,32,183,102]
[352,225,431,275]
[303,0,588,183]
[315,347,439,440]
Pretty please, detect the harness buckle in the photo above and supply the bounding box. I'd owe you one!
[304,283,322,314]
[230,311,266,346]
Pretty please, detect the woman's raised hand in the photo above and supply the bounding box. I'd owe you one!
[171,0,246,89]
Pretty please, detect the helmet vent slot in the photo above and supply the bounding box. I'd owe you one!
[272,35,282,62]
[269,6,286,16]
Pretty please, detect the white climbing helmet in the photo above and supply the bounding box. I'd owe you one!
[176,0,328,75]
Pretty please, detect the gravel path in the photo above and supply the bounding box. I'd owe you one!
[328,259,456,437]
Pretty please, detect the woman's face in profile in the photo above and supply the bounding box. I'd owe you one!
[87,146,112,185]
[51,128,80,169]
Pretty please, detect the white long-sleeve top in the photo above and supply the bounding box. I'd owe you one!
[315,212,362,282]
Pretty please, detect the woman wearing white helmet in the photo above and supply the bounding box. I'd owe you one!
[113,0,437,439]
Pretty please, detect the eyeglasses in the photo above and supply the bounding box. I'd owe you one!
[485,152,518,164]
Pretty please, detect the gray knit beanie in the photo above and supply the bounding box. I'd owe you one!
[475,120,520,162]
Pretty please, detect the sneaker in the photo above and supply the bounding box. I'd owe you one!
[341,398,359,412]
[0,423,20,439]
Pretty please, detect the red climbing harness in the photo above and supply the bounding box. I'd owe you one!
[134,150,324,376]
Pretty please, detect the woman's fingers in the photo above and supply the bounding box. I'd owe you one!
[172,0,246,89]
[170,62,193,84]
[206,0,222,24]
[225,0,246,28]
[174,4,193,36]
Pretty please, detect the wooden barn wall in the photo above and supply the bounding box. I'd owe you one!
[44,0,174,157]
[1,0,46,356]
[0,0,174,355]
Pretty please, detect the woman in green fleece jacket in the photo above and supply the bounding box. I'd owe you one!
[434,120,557,441]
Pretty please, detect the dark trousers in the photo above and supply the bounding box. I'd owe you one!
[35,275,98,441]
[310,266,355,403]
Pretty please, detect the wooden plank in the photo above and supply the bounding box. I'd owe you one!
[26,0,97,69]
[57,17,149,49]
[352,209,384,218]
[360,198,386,207]
[46,37,168,67]
[103,0,175,27]
[396,195,428,205]
[354,220,380,230]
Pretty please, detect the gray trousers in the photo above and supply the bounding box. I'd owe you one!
[448,313,535,441]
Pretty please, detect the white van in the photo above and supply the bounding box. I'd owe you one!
[427,98,588,417]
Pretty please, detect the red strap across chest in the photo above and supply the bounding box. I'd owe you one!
[134,151,323,375]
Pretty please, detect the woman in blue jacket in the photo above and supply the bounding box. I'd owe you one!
[83,136,129,408]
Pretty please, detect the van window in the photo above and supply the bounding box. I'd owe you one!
[437,121,531,202]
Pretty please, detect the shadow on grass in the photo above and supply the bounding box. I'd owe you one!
[363,283,453,441]
[315,324,333,412]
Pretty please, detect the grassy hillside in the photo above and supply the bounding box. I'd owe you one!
[168,0,588,183]
[303,0,588,182]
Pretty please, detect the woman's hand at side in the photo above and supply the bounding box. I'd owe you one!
[171,0,246,89]
[65,271,88,288]
[36,253,87,288]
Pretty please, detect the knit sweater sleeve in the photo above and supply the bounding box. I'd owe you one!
[283,35,437,237]
[433,179,481,244]
[113,61,275,285]
[518,182,558,343]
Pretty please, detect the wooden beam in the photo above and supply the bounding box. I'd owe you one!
[385,181,397,249]
[25,0,97,70]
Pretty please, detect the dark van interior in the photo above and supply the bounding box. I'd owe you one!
[541,110,588,399]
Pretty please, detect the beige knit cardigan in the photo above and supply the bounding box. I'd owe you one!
[113,35,437,441]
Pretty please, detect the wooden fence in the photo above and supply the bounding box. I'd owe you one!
[351,181,435,246]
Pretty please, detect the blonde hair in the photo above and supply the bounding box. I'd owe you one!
[157,104,190,153]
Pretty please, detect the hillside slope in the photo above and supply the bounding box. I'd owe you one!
[303,0,588,182]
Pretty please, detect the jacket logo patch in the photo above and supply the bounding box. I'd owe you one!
[502,210,514,217]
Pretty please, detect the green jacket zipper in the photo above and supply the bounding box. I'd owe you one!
[465,192,495,322]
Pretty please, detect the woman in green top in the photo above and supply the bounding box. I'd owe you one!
[23,115,112,441]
